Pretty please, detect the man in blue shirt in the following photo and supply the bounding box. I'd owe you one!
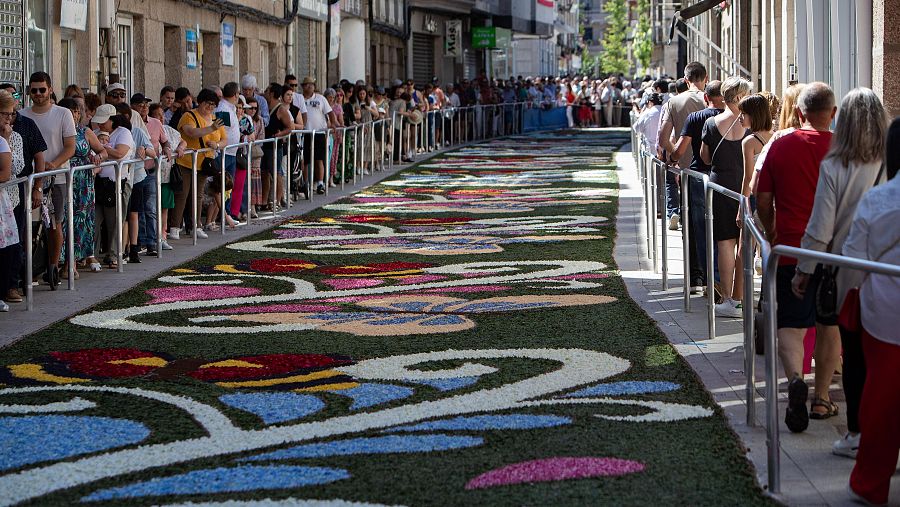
[670,80,724,293]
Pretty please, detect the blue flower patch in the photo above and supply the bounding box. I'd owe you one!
[386,414,572,433]
[219,392,325,424]
[0,415,150,471]
[562,381,681,398]
[240,434,483,462]
[81,465,348,501]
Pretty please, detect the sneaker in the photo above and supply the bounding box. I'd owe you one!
[316,183,326,195]
[160,240,173,251]
[833,433,860,459]
[5,288,23,303]
[0,300,8,312]
[715,298,743,318]
[168,227,181,240]
[690,278,704,295]
[668,213,680,231]
[785,375,810,433]
[194,228,209,239]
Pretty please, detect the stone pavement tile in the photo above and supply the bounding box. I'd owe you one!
[613,147,900,505]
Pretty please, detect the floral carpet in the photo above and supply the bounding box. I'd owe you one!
[0,131,772,506]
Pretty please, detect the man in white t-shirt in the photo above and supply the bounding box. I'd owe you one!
[301,76,337,195]
[20,72,76,283]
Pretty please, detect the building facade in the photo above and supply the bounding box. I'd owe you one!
[11,0,328,98]
[651,0,899,116]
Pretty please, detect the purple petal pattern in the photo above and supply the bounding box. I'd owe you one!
[465,457,645,490]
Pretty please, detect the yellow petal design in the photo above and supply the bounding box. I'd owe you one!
[108,357,168,367]
[8,364,90,384]
[214,369,343,388]
[201,359,265,369]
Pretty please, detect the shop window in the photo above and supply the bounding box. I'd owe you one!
[26,0,48,78]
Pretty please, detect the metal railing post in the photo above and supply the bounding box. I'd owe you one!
[155,156,164,257]
[649,156,658,273]
[270,139,278,215]
[658,162,668,290]
[285,133,293,207]
[220,151,227,236]
[742,199,756,427]
[190,151,199,245]
[245,143,253,225]
[24,175,34,310]
[705,180,716,340]
[763,250,780,495]
[681,168,691,311]
[65,166,75,289]
[115,161,124,271]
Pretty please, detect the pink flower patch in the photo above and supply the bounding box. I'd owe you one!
[145,286,261,304]
[396,274,449,285]
[321,278,386,290]
[465,457,645,490]
[203,304,341,315]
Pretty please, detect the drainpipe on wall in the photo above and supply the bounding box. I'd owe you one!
[286,2,295,76]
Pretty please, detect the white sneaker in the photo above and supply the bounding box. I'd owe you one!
[194,228,209,239]
[833,432,860,459]
[0,300,9,312]
[715,298,743,318]
[668,213,680,231]
[168,227,181,240]
[160,240,173,250]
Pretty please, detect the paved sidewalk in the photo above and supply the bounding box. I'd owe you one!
[0,155,445,348]
[613,143,900,506]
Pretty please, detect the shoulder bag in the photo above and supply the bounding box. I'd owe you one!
[817,162,885,321]
[188,111,220,177]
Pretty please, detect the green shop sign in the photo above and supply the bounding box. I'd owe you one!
[472,27,496,49]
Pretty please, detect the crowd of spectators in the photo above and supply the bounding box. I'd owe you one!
[633,60,900,504]
[0,70,538,314]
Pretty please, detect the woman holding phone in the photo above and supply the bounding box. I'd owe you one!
[170,88,225,239]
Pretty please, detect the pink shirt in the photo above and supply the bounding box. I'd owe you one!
[144,116,169,170]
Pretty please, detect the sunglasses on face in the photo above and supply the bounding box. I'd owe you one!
[246,106,257,110]
[109,92,126,98]
[288,83,298,88]
[30,87,47,95]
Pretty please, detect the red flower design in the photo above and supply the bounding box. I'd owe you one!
[249,258,318,274]
[187,353,354,381]
[318,262,434,277]
[50,349,169,378]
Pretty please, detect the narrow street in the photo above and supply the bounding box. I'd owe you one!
[0,130,772,506]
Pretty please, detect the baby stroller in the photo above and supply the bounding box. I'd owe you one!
[31,189,59,290]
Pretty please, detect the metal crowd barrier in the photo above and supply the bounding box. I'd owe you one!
[630,125,900,497]
[5,101,531,312]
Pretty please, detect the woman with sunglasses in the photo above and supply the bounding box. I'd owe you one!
[262,84,301,211]
[172,88,225,239]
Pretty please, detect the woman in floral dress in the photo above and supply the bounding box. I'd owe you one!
[58,98,107,275]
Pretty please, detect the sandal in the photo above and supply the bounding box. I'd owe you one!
[810,397,839,420]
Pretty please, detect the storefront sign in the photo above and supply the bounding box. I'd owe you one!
[221,22,234,66]
[472,27,495,49]
[328,3,340,61]
[298,0,328,21]
[495,27,511,50]
[445,20,461,57]
[186,29,198,69]
[60,0,88,31]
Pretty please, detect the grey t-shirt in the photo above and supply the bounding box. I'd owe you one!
[658,89,705,168]
[20,105,77,185]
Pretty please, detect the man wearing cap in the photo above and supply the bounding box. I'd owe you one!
[132,92,170,255]
[301,76,337,195]
[107,82,147,132]
[20,72,76,285]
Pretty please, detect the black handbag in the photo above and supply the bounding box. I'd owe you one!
[94,176,116,208]
[815,265,839,321]
[168,163,184,192]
